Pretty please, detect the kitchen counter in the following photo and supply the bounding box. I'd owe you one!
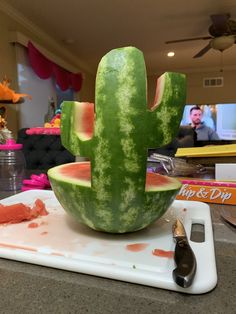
[0,191,235,313]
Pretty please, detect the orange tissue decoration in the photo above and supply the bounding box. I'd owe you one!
[0,77,31,103]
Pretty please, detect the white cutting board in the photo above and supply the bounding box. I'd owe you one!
[0,190,217,294]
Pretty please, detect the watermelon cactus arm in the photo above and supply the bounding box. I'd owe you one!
[60,101,95,157]
[147,72,187,148]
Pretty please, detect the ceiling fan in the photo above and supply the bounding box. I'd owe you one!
[166,13,236,58]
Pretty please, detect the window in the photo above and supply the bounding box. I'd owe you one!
[55,84,74,109]
[16,44,74,128]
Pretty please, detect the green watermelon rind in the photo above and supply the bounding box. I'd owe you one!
[50,46,186,233]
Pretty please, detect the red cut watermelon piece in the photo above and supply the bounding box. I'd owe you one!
[0,199,48,224]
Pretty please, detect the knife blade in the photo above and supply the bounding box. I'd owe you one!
[172,219,197,288]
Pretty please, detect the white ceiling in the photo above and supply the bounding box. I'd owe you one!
[4,0,236,75]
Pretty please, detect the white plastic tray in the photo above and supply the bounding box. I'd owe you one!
[0,190,217,294]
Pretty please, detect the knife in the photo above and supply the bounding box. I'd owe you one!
[172,219,197,288]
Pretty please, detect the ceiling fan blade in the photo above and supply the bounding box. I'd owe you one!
[193,42,212,58]
[210,13,231,35]
[166,36,212,44]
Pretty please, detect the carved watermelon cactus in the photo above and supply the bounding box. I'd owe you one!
[48,46,186,233]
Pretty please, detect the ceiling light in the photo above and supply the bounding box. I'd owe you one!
[211,36,235,51]
[167,51,175,57]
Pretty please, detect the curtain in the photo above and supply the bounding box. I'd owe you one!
[27,41,83,92]
[16,44,57,128]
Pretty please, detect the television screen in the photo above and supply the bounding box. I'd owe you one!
[216,104,236,140]
[180,103,236,142]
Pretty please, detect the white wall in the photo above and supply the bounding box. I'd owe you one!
[186,70,236,104]
[147,69,236,106]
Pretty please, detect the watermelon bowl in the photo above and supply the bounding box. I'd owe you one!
[48,162,181,233]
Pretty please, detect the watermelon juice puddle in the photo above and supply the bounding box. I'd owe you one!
[126,243,149,252]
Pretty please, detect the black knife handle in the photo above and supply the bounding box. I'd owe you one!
[172,238,197,288]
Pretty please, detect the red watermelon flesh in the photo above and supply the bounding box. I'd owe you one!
[74,102,94,140]
[149,73,165,110]
[51,162,180,191]
[0,199,48,224]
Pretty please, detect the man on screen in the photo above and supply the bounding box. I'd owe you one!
[190,106,220,141]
